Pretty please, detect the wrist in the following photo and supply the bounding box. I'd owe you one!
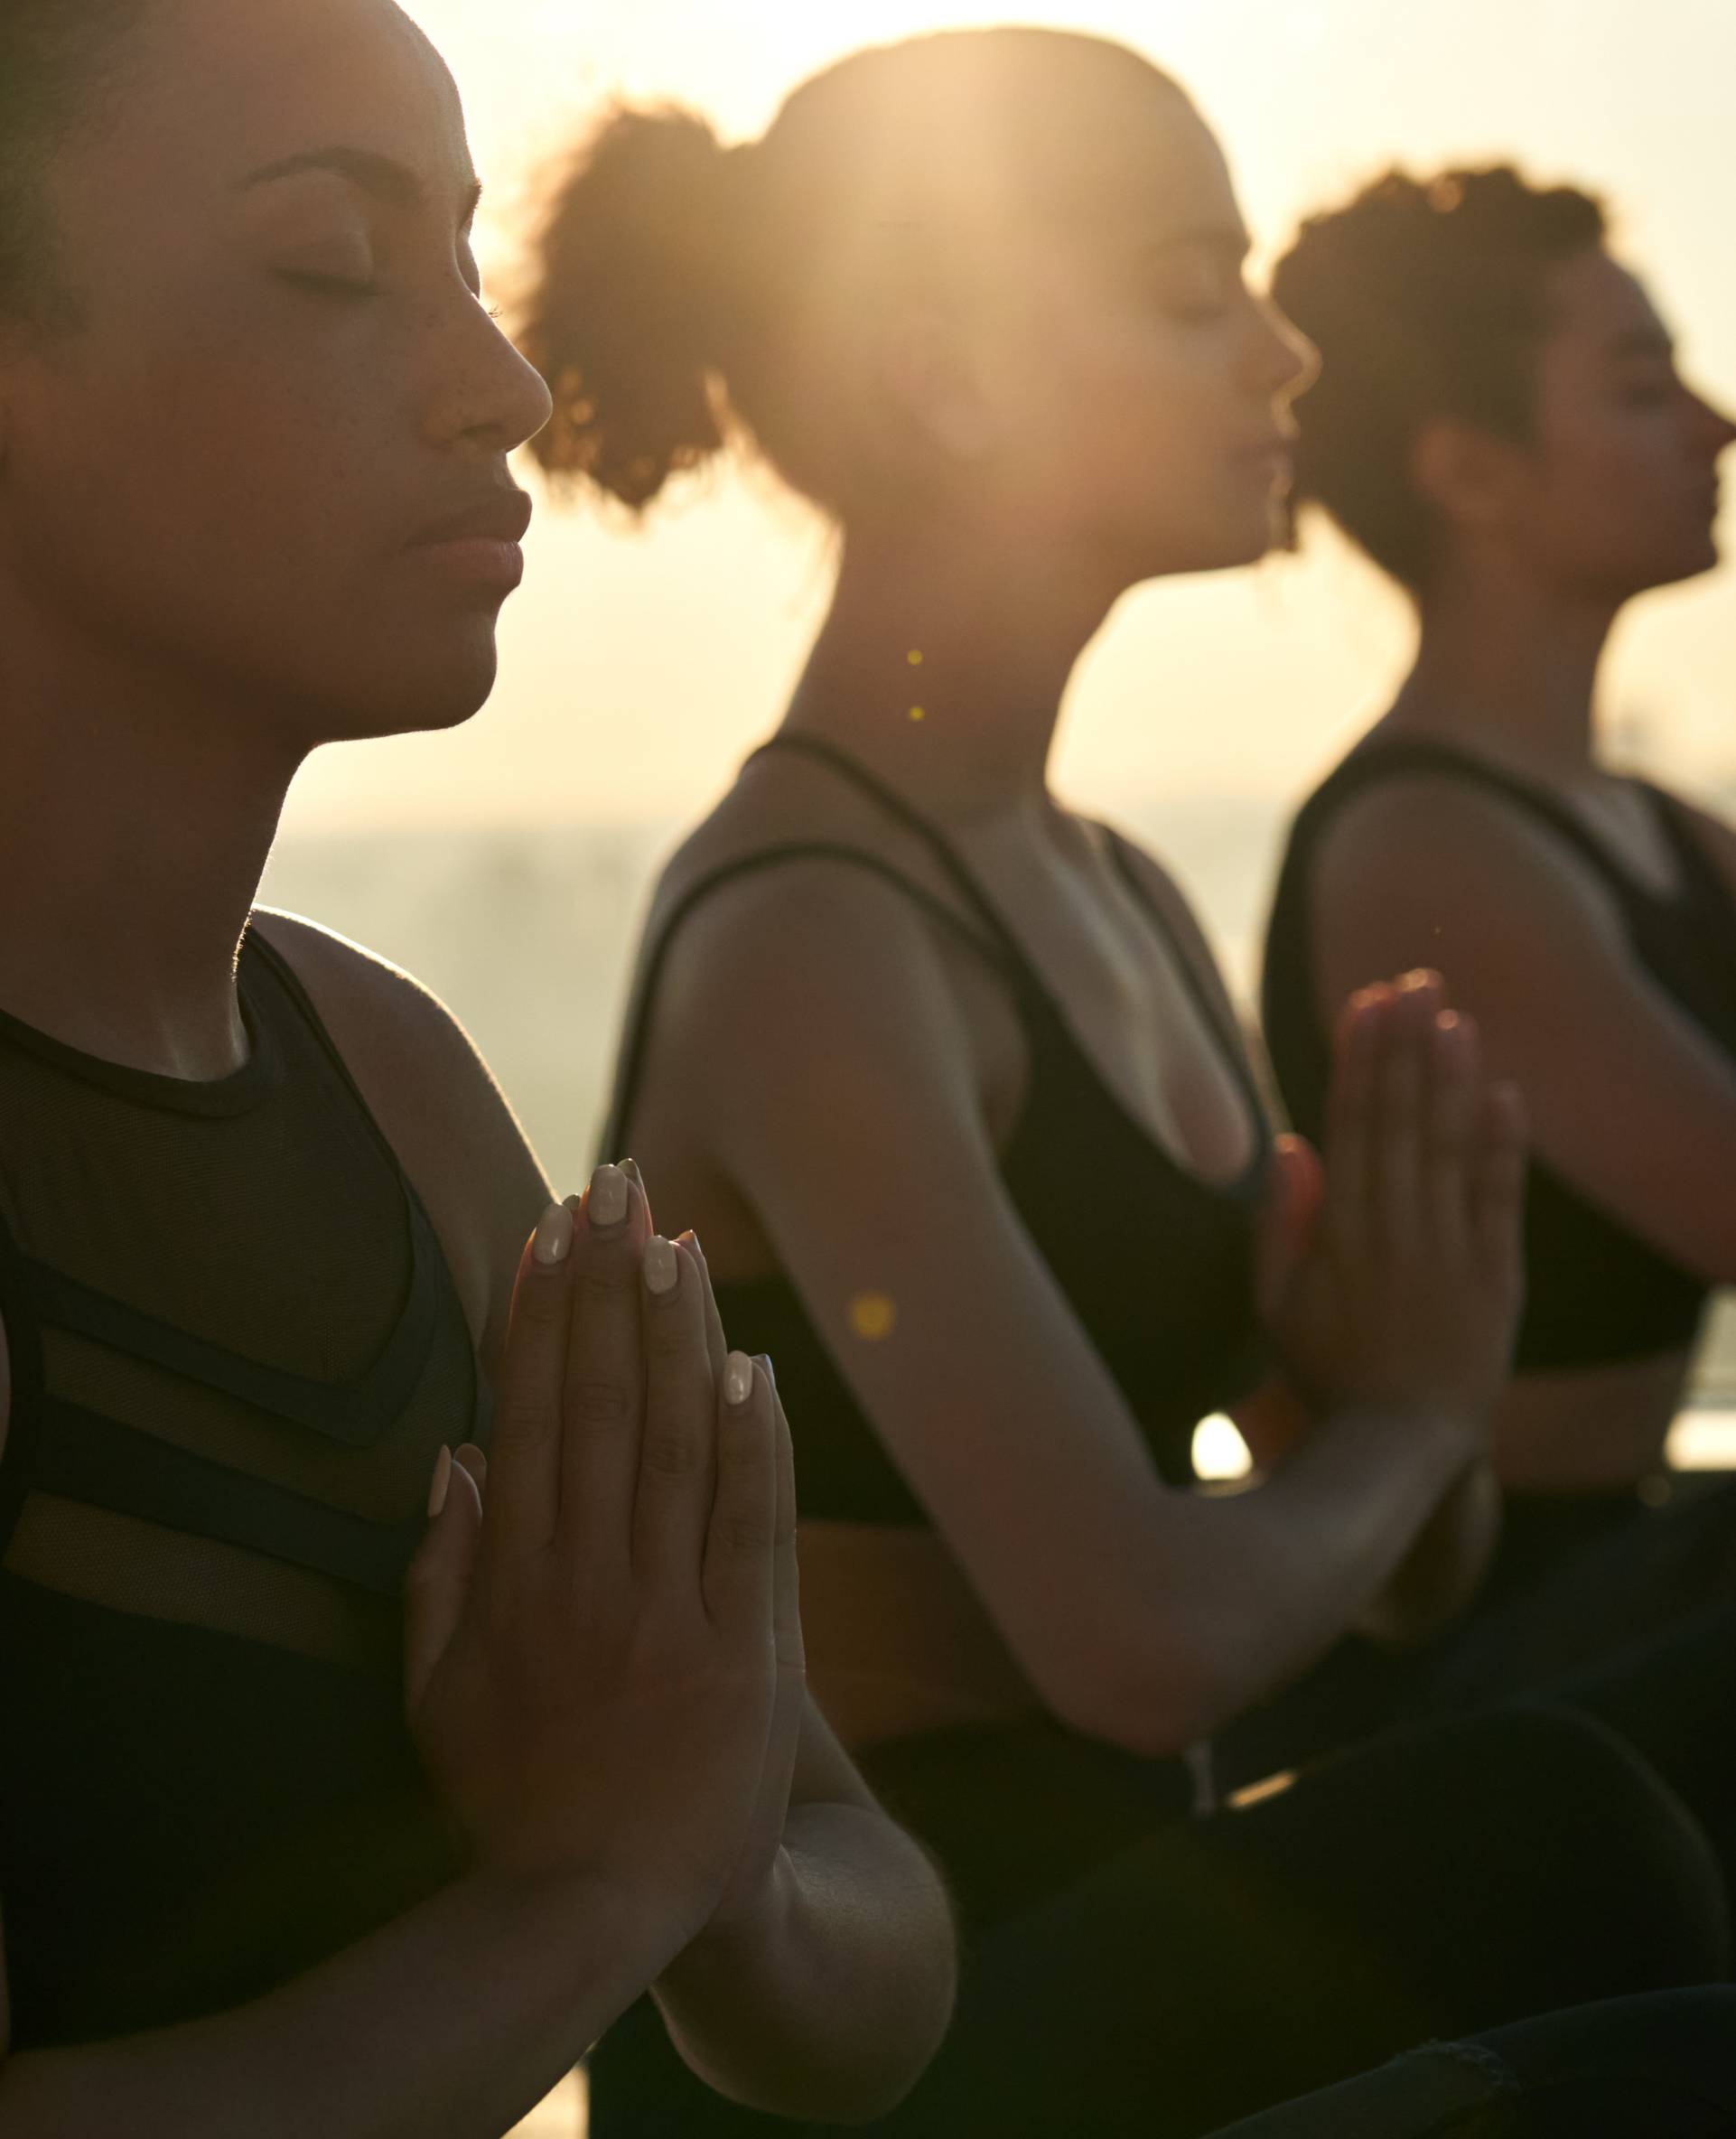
[440,1860,702,2023]
[659,1846,798,1994]
[1331,1397,1486,1470]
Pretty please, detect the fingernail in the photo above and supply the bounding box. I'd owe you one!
[453,1443,488,1483]
[428,1445,453,1519]
[618,1157,646,1196]
[644,1235,679,1297]
[533,1202,574,1266]
[589,1163,630,1229]
[682,1229,705,1265]
[755,1352,777,1393]
[723,1351,755,1406]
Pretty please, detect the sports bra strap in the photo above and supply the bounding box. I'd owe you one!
[1099,827,1265,1116]
[601,839,1021,1164]
[1301,737,1673,892]
[747,733,1047,976]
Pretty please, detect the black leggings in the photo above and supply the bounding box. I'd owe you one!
[1216,1988,1736,2138]
[586,1707,1728,2137]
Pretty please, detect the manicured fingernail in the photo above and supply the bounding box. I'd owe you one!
[453,1443,488,1484]
[533,1202,574,1266]
[755,1352,777,1392]
[428,1445,453,1519]
[644,1236,679,1297]
[681,1228,705,1264]
[618,1157,645,1196]
[589,1163,630,1228]
[723,1351,755,1406]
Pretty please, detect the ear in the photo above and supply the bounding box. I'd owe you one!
[1409,415,1526,539]
[876,301,998,462]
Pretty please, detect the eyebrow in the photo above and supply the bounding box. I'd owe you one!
[238,146,483,225]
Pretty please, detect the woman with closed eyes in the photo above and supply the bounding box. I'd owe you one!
[1261,169,1736,1801]
[0,2,957,2130]
[523,32,1736,2135]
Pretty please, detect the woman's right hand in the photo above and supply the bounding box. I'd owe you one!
[402,1164,783,1944]
[1257,970,1527,1441]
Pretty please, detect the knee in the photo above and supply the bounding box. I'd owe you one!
[1493,1705,1729,1984]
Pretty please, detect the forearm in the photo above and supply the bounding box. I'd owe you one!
[652,1805,956,2123]
[0,1869,686,2139]
[1168,1404,1479,1736]
[1357,1460,1502,1645]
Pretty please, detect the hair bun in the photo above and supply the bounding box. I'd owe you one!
[523,102,742,508]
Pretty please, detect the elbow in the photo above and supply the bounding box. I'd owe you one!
[1035,1621,1232,1763]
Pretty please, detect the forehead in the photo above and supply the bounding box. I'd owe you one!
[55,0,473,222]
[1542,248,1671,360]
[1031,88,1240,251]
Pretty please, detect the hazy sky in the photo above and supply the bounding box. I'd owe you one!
[280,0,1736,835]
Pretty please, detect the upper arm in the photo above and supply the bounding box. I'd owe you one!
[249,911,551,1388]
[1309,782,1736,1282]
[655,866,1197,1733]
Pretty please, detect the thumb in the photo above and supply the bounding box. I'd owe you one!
[1256,1133,1324,1326]
[404,1446,484,1716]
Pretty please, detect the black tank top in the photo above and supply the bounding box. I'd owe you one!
[1263,739,1736,1373]
[605,734,1273,1523]
[0,930,487,2049]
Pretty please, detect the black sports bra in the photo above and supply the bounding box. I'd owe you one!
[1263,737,1736,1374]
[605,733,1274,1523]
[0,930,486,2047]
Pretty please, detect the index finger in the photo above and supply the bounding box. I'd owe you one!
[485,1203,575,1566]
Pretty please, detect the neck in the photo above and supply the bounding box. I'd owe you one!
[782,516,1119,822]
[1395,548,1621,778]
[0,608,301,1079]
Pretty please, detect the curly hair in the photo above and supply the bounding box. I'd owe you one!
[1272,164,1608,590]
[518,27,1187,518]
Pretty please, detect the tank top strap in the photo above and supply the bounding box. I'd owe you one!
[747,733,1058,987]
[243,926,407,1175]
[1097,827,1267,1126]
[1634,780,1736,926]
[602,835,1022,1164]
[1296,736,1652,891]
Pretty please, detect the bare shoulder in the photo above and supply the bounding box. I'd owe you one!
[250,910,548,1350]
[1310,771,1631,948]
[645,771,985,1065]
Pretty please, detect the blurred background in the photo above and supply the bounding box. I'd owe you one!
[259,6,1734,2128]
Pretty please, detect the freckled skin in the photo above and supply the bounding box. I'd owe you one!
[0,0,553,756]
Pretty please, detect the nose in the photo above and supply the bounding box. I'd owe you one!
[425,290,555,458]
[1690,387,1736,462]
[1252,292,1320,406]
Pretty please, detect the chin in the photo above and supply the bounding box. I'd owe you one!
[329,640,502,742]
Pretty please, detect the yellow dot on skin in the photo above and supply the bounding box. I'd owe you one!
[908,649,923,666]
[848,1292,899,1342]
[909,705,926,723]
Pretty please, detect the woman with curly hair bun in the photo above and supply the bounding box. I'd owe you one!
[1265,165,1736,1721]
[524,44,1736,2135]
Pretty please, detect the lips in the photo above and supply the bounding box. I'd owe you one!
[407,490,535,549]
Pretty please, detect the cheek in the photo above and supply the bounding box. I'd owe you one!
[2,324,489,731]
[1534,411,1707,571]
[1023,313,1227,509]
